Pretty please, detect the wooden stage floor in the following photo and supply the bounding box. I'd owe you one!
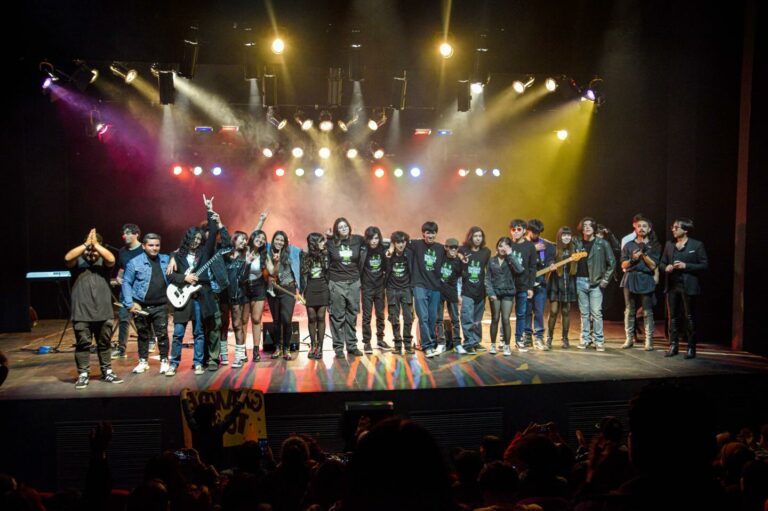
[3,315,767,400]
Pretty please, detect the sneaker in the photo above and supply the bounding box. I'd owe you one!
[253,350,261,362]
[577,342,591,350]
[377,340,393,351]
[363,342,373,354]
[220,355,229,366]
[392,344,402,354]
[335,350,346,359]
[434,344,446,356]
[561,339,570,349]
[523,332,533,345]
[347,348,364,356]
[148,341,156,353]
[207,361,219,371]
[465,345,477,354]
[455,345,469,355]
[132,359,149,374]
[75,373,89,389]
[111,348,126,360]
[194,364,205,375]
[596,344,606,352]
[101,371,124,384]
[231,358,245,368]
[534,338,549,351]
[475,345,488,352]
[404,344,415,354]
[503,345,513,356]
[165,366,177,377]
[489,344,497,355]
[159,359,170,374]
[425,348,436,358]
[516,342,529,353]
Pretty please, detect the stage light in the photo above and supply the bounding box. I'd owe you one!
[373,148,384,160]
[513,76,535,94]
[195,126,213,133]
[271,37,285,55]
[457,79,471,112]
[243,28,259,80]
[348,28,364,81]
[262,147,274,158]
[410,167,421,177]
[346,148,358,159]
[71,61,99,91]
[109,62,137,84]
[193,166,203,176]
[338,111,359,132]
[458,168,468,177]
[439,42,454,59]
[319,110,334,132]
[221,126,239,132]
[437,129,452,136]
[390,72,407,110]
[39,61,59,91]
[212,166,222,176]
[368,109,387,131]
[470,82,484,95]
[471,34,490,88]
[318,147,331,159]
[294,110,313,131]
[367,119,378,131]
[394,168,404,178]
[374,167,385,178]
[179,25,200,78]
[267,107,287,130]
[156,65,174,105]
[314,167,325,177]
[369,142,385,160]
[292,147,304,158]
[262,70,277,107]
[275,167,285,177]
[475,168,485,176]
[173,166,183,175]
[414,128,432,136]
[295,168,305,176]
[556,130,569,140]
[492,168,501,177]
[545,77,558,92]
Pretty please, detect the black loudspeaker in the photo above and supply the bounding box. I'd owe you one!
[262,321,300,352]
[342,401,395,450]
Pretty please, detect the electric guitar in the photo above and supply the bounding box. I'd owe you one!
[166,248,233,308]
[536,251,588,277]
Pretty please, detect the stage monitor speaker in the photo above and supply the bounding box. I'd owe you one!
[341,401,395,450]
[262,321,300,352]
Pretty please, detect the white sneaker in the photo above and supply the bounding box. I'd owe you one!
[132,359,149,374]
[503,345,512,356]
[425,348,436,358]
[434,344,446,355]
[455,345,468,355]
[159,359,170,374]
[489,344,497,355]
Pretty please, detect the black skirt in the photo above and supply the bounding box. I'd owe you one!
[304,278,330,307]
[245,278,267,301]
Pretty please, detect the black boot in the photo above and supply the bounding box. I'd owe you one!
[684,344,696,359]
[665,342,679,357]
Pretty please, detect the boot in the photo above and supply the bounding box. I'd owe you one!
[644,339,654,351]
[314,339,324,359]
[271,347,282,359]
[561,338,570,349]
[665,342,679,357]
[621,339,634,349]
[546,336,553,350]
[684,343,696,359]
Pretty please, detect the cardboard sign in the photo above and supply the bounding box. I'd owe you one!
[181,389,267,447]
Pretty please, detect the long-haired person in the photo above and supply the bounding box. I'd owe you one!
[456,226,490,354]
[327,217,365,357]
[266,230,300,360]
[546,227,578,349]
[485,236,525,356]
[220,231,250,367]
[244,229,274,361]
[361,226,390,353]
[301,232,330,359]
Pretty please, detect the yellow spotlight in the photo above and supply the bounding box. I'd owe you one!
[318,147,331,159]
[556,130,569,140]
[367,119,378,131]
[271,38,285,55]
[513,76,535,94]
[439,42,454,59]
[295,168,305,176]
[545,77,558,92]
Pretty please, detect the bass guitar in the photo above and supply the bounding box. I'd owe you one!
[166,248,233,308]
[535,251,588,277]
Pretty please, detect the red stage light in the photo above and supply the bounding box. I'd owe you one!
[172,166,183,176]
[275,167,285,177]
[374,167,385,178]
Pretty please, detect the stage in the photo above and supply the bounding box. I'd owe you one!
[2,315,767,491]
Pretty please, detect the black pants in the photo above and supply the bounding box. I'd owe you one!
[307,305,328,348]
[74,320,113,374]
[387,288,413,345]
[436,298,461,348]
[548,301,571,340]
[667,285,697,347]
[361,286,386,343]
[135,305,169,360]
[267,283,296,349]
[490,298,515,345]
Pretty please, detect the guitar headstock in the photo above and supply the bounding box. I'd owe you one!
[572,251,588,261]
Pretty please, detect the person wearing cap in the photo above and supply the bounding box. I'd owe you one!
[435,237,463,353]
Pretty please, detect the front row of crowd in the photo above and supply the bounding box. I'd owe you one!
[64,196,708,388]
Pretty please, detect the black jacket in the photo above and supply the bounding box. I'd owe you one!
[659,238,708,295]
[485,254,525,297]
[573,237,616,287]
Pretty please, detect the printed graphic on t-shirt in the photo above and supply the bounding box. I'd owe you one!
[467,259,482,283]
[424,248,437,271]
[510,250,524,268]
[310,263,323,279]
[339,244,353,265]
[392,260,407,278]
[440,262,454,282]
[368,254,382,273]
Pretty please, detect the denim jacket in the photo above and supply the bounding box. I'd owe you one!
[122,252,170,308]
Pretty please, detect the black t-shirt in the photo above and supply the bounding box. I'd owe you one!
[328,234,364,282]
[118,245,144,270]
[460,247,491,301]
[577,239,594,277]
[439,256,463,302]
[408,240,445,291]
[142,255,167,306]
[386,252,410,290]
[362,246,386,289]
[71,257,113,322]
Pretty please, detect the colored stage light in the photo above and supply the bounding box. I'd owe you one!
[318,147,331,159]
[458,168,468,177]
[491,168,501,177]
[221,126,239,132]
[470,82,484,94]
[110,62,138,84]
[314,167,324,177]
[475,168,484,176]
[414,128,432,136]
[556,130,569,140]
[267,107,287,130]
[294,110,313,131]
[439,42,454,58]
[173,166,183,175]
[295,168,305,176]
[374,167,385,178]
[292,147,304,158]
[271,38,285,55]
[394,168,404,178]
[436,129,452,136]
[193,166,203,176]
[410,167,421,177]
[212,166,222,176]
[262,148,274,158]
[346,148,358,159]
[195,126,214,133]
[275,167,285,177]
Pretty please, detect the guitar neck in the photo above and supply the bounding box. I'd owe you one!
[536,256,577,277]
[192,251,224,278]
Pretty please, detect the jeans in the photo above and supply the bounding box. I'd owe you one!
[135,305,170,359]
[623,288,654,343]
[577,277,605,345]
[171,299,205,367]
[329,279,361,352]
[412,286,441,350]
[74,320,113,374]
[361,286,386,343]
[524,285,547,339]
[513,290,528,342]
[460,295,485,346]
[436,298,461,347]
[387,288,413,345]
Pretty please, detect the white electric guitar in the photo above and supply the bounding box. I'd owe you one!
[166,248,233,308]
